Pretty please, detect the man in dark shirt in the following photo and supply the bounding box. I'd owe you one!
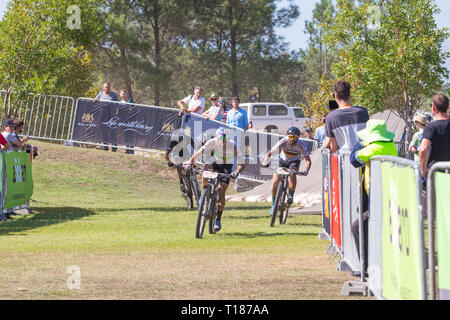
[325,80,369,153]
[419,94,450,179]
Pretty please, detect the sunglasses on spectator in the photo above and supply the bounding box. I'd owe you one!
[211,98,217,101]
[219,100,225,103]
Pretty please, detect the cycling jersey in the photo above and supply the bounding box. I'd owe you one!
[270,137,310,161]
[199,137,245,165]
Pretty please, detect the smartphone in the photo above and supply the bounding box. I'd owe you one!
[328,100,338,110]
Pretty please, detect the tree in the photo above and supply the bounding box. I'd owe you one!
[326,0,449,148]
[188,0,299,98]
[300,0,338,95]
[94,0,189,106]
[0,0,103,117]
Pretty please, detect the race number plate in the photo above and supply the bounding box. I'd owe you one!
[203,171,219,179]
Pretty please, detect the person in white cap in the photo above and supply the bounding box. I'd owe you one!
[408,114,427,163]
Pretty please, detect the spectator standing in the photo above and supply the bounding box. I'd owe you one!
[94,82,119,102]
[202,93,223,121]
[350,119,398,277]
[120,89,135,155]
[408,114,427,163]
[419,94,450,180]
[226,96,249,131]
[305,126,313,140]
[94,82,119,152]
[314,114,327,145]
[219,97,231,123]
[177,86,205,116]
[325,80,370,153]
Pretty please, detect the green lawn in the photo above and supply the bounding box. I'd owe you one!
[0,141,358,300]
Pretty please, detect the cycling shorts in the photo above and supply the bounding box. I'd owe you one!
[278,158,300,170]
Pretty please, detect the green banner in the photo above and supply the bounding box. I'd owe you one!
[381,162,424,300]
[3,151,33,209]
[435,172,450,300]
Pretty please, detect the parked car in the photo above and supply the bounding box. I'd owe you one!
[239,102,307,134]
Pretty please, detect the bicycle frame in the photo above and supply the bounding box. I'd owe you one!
[270,167,303,227]
[195,169,233,239]
[171,163,201,209]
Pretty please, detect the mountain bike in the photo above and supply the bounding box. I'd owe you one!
[270,167,306,227]
[168,162,201,209]
[195,169,234,239]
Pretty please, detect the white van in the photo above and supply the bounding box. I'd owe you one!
[239,102,307,134]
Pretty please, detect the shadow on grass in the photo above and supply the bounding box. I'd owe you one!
[222,231,318,238]
[227,205,271,211]
[0,207,95,236]
[92,206,195,213]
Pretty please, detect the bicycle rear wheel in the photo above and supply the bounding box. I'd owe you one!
[182,172,194,209]
[196,186,211,239]
[190,174,201,208]
[271,179,286,227]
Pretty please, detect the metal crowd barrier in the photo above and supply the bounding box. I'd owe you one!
[367,156,426,300]
[0,150,33,220]
[339,152,364,274]
[427,161,450,300]
[319,149,331,241]
[0,90,76,142]
[320,151,430,298]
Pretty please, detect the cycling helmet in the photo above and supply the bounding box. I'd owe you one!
[216,127,228,140]
[287,126,300,137]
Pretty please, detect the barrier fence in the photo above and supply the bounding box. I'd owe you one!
[427,161,450,300]
[320,150,439,299]
[0,150,33,219]
[0,90,76,142]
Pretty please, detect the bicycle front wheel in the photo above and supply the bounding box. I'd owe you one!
[208,190,219,234]
[271,179,286,227]
[196,186,211,239]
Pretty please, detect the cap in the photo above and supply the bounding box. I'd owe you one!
[413,114,427,126]
[209,93,218,99]
[3,119,15,127]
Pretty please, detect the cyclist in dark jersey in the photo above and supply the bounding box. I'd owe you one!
[262,127,311,215]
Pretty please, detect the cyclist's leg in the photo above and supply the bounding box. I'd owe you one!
[288,160,300,192]
[214,163,232,230]
[271,173,281,200]
[287,160,300,203]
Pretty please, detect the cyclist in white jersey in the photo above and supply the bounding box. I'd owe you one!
[262,127,311,214]
[187,127,245,232]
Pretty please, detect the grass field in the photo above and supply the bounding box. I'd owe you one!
[0,141,359,300]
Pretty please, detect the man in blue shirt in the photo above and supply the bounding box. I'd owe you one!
[226,96,249,131]
[314,114,327,145]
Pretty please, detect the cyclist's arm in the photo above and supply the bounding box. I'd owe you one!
[303,155,311,172]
